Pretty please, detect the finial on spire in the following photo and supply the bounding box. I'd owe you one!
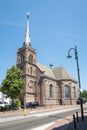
[23,12,31,46]
[49,63,53,69]
[27,12,30,17]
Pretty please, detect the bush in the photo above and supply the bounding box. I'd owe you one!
[0,106,3,111]
[0,106,6,111]
[14,99,21,108]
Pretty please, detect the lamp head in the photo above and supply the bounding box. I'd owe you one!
[67,54,72,59]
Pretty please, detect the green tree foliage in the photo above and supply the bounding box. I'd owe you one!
[82,90,87,100]
[1,65,24,99]
[14,99,21,108]
[0,87,1,92]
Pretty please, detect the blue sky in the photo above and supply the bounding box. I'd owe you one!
[0,0,87,90]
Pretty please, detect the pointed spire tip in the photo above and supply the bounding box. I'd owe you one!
[23,12,31,47]
[27,12,30,17]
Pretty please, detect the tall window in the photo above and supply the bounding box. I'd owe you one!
[49,84,53,98]
[29,54,33,64]
[73,86,76,98]
[21,55,25,63]
[30,66,32,75]
[64,85,69,98]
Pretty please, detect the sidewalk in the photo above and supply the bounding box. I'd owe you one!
[67,111,87,130]
[45,110,87,130]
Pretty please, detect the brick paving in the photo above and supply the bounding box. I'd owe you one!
[45,115,73,130]
[45,110,87,130]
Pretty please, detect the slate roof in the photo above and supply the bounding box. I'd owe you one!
[36,63,77,82]
[52,66,77,82]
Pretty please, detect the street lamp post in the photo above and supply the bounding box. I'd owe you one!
[67,46,84,121]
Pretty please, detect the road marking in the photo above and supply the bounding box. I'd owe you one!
[33,107,78,117]
[28,119,66,130]
[31,122,55,130]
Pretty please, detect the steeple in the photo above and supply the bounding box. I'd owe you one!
[24,12,31,46]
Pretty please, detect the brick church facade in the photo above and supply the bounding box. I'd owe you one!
[17,14,78,106]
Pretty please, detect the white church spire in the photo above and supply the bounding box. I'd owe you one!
[24,12,31,46]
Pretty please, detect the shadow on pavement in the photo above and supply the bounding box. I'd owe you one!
[48,115,73,130]
[52,124,68,130]
[65,115,87,130]
[48,113,87,130]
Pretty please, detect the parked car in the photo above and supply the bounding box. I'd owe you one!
[32,101,39,107]
[0,101,9,107]
[26,101,39,108]
[77,97,87,104]
[21,101,39,108]
[26,102,33,108]
[0,102,5,107]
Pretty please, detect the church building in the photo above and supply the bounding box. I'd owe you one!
[17,14,78,106]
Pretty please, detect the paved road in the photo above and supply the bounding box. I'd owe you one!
[0,105,87,130]
[0,107,82,130]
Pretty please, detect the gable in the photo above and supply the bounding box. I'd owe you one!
[36,62,56,80]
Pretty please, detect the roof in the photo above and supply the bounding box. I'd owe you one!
[36,62,55,79]
[52,66,77,82]
[36,63,77,82]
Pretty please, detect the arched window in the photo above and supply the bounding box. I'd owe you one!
[73,86,76,98]
[21,55,25,63]
[49,84,53,98]
[17,55,21,64]
[64,85,69,98]
[29,54,33,64]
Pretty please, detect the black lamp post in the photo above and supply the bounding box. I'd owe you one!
[67,46,84,121]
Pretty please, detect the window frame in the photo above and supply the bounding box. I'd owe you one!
[64,85,70,98]
[29,54,33,64]
[49,84,53,98]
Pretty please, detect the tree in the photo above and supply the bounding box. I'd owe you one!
[81,90,87,100]
[1,66,24,104]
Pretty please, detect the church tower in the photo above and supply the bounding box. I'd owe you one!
[17,13,37,103]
